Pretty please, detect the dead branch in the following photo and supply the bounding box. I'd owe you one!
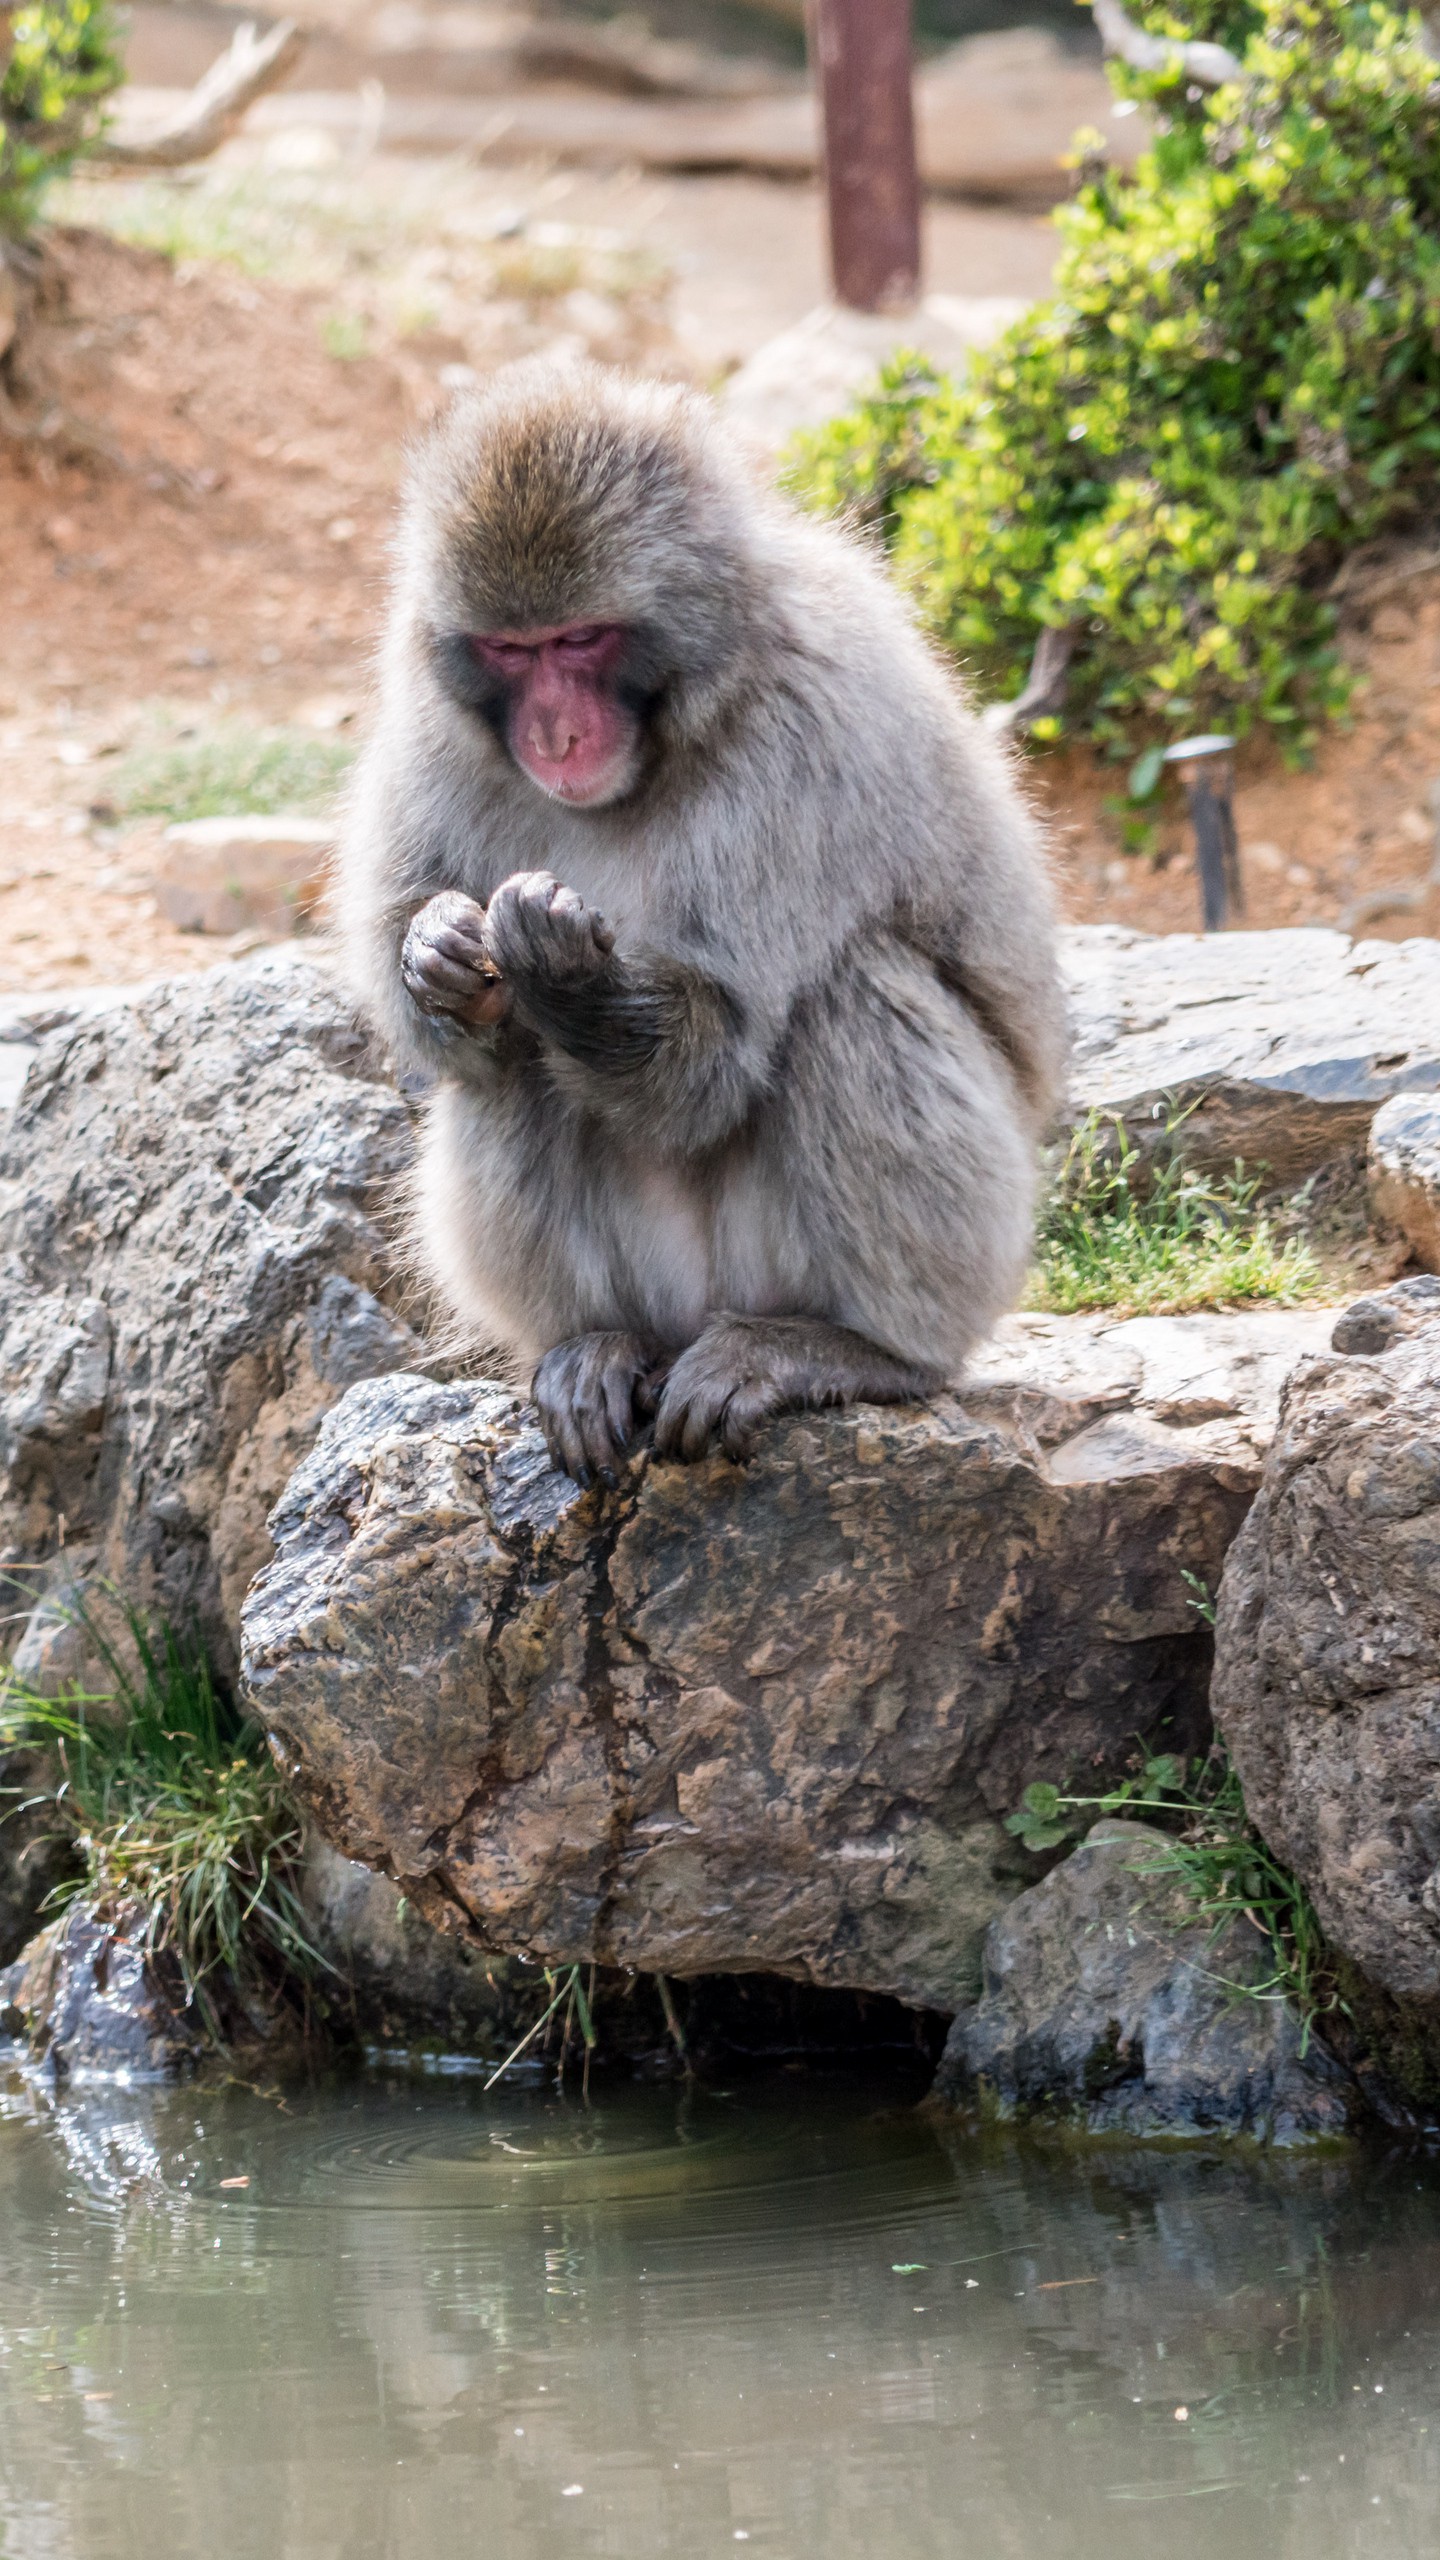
[982,623,1080,735]
[1090,0,1243,89]
[0,7,15,85]
[91,18,305,171]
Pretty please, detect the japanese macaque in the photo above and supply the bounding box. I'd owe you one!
[340,361,1064,1483]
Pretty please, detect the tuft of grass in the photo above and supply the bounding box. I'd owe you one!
[320,308,370,364]
[112,724,354,824]
[48,164,670,344]
[0,1593,322,2040]
[1025,1106,1322,1318]
[1007,1743,1341,2054]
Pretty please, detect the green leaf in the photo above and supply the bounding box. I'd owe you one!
[1128,744,1166,801]
[1021,1781,1062,1822]
[1144,1754,1187,1793]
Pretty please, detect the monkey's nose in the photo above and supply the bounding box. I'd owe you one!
[529,716,580,764]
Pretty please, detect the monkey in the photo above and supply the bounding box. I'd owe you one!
[339,359,1065,1486]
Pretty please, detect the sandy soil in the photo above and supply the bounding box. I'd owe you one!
[3,169,1440,1006]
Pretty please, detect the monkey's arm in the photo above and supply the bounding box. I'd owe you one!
[899,777,1069,1130]
[483,870,758,1150]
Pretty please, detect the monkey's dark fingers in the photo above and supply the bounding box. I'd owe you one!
[601,1360,639,1457]
[405,946,487,997]
[573,1388,624,1487]
[654,1354,727,1463]
[534,1351,592,1486]
[429,917,493,965]
[717,1382,782,1464]
[590,910,616,954]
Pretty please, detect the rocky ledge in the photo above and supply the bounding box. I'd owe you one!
[241,1304,1330,2016]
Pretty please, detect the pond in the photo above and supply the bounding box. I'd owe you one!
[0,2065,1436,2558]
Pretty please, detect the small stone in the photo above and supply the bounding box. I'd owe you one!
[1368,1090,1440,1271]
[153,816,334,938]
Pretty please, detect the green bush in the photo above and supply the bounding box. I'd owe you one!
[1,0,122,242]
[787,3,1440,754]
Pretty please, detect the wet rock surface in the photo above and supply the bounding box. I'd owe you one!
[932,1821,1352,2140]
[242,1305,1330,2014]
[0,951,421,1676]
[0,1901,205,2082]
[1065,926,1440,1181]
[1213,1285,1440,2018]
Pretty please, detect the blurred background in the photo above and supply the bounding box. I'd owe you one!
[3,0,1439,1013]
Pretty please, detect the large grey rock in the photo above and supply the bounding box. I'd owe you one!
[1066,927,1440,1182]
[1369,1089,1440,1270]
[242,1304,1330,2014]
[0,951,421,1676]
[932,1821,1352,2140]
[1213,1285,1440,2015]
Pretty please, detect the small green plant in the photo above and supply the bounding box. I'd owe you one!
[1008,1744,1341,2050]
[113,724,355,824]
[786,3,1440,754]
[1025,1104,1321,1316]
[1,0,121,240]
[0,1593,322,2038]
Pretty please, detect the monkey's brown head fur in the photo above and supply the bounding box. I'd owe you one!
[401,361,767,791]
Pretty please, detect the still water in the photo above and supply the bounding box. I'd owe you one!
[1,2065,1438,2558]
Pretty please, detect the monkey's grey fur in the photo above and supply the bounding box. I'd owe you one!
[340,360,1064,1478]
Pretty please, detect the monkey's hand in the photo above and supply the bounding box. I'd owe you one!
[483,871,616,991]
[401,891,510,1028]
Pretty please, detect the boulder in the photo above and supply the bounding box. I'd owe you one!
[1369,1090,1440,1270]
[1065,926,1440,1182]
[931,1821,1352,2140]
[152,817,333,939]
[1213,1284,1440,2088]
[242,1304,1331,2015]
[0,950,421,1678]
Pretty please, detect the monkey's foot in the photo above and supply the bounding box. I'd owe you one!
[533,1330,667,1488]
[653,1316,937,1465]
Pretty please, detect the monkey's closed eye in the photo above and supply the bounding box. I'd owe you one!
[471,636,535,675]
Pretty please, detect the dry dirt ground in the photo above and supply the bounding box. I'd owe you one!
[3,150,1440,1002]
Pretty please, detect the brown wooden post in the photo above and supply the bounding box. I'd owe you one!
[809,0,922,313]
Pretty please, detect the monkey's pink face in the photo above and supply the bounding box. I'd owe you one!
[471,624,638,807]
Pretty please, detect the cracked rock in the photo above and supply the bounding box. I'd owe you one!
[1214,1283,1440,2016]
[0,951,423,1678]
[242,1304,1330,2013]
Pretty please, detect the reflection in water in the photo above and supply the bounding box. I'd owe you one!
[1,2067,1438,2558]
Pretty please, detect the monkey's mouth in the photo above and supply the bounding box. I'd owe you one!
[517,741,639,809]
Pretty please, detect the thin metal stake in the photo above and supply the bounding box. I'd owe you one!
[809,0,921,313]
[1163,734,1241,932]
